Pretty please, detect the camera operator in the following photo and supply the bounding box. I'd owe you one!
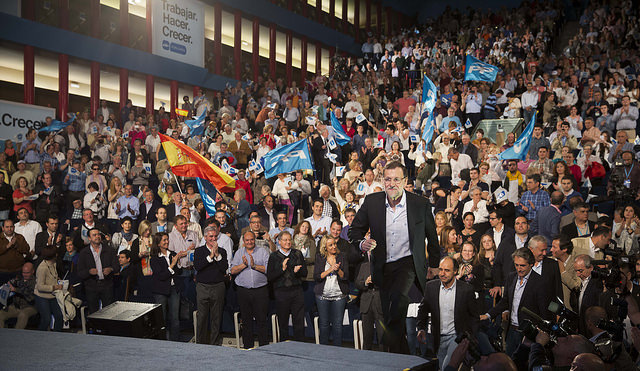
[599,262,640,324]
[528,330,595,370]
[607,151,640,205]
[571,255,603,335]
[442,339,517,371]
[584,306,637,369]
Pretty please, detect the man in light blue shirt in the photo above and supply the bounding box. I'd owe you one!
[439,107,462,133]
[116,184,140,220]
[269,211,294,251]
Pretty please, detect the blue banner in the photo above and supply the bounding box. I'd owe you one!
[422,74,437,114]
[329,111,351,146]
[262,138,314,178]
[421,110,436,145]
[184,110,207,137]
[464,55,500,82]
[195,177,218,217]
[38,113,76,133]
[498,112,536,161]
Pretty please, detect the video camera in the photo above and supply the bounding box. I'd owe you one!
[607,167,637,204]
[455,331,481,367]
[520,299,578,344]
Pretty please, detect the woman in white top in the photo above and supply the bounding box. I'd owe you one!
[207,134,224,158]
[462,186,489,224]
[564,106,583,139]
[272,173,293,224]
[255,136,271,164]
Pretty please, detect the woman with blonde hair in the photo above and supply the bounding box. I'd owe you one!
[313,235,348,346]
[439,225,460,258]
[434,211,450,241]
[106,176,123,233]
[131,219,154,300]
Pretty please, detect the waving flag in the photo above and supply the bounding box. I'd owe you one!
[422,74,437,113]
[39,113,76,133]
[184,110,207,137]
[498,112,536,161]
[160,133,235,192]
[421,110,437,145]
[329,111,351,146]
[262,138,314,178]
[464,55,500,82]
[196,177,217,217]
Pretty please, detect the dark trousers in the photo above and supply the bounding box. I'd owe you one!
[380,256,416,354]
[505,326,523,357]
[35,295,63,331]
[361,291,385,351]
[274,286,305,341]
[85,280,114,314]
[155,285,180,341]
[237,285,270,348]
[196,281,226,345]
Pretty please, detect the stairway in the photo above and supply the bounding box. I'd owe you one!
[552,20,581,56]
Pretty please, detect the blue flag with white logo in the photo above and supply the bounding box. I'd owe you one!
[464,55,500,82]
[185,110,207,137]
[498,112,536,161]
[195,177,218,217]
[329,111,351,146]
[262,139,314,178]
[422,74,437,114]
[421,110,437,145]
[39,113,76,133]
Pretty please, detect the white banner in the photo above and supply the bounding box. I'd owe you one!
[152,0,204,68]
[0,100,55,141]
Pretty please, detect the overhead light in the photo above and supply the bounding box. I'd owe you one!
[70,81,80,88]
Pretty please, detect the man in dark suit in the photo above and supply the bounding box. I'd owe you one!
[416,257,478,369]
[77,228,119,314]
[481,248,551,357]
[34,216,64,273]
[571,254,603,336]
[560,202,595,241]
[311,129,332,186]
[489,209,517,297]
[257,195,277,231]
[355,256,384,351]
[456,134,478,165]
[139,189,161,223]
[528,235,562,303]
[349,161,440,353]
[166,192,184,222]
[531,191,563,249]
[71,209,110,252]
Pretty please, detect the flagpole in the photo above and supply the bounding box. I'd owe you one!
[172,172,183,195]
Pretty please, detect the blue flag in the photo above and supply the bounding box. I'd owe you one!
[39,113,76,133]
[262,139,314,178]
[498,112,536,161]
[195,177,218,217]
[422,74,437,113]
[421,110,436,145]
[185,110,207,137]
[329,111,351,146]
[464,55,500,82]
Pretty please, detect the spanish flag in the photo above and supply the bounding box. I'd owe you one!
[159,133,235,192]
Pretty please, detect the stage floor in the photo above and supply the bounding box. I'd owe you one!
[0,329,427,370]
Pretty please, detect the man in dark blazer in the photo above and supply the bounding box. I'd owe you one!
[139,189,161,223]
[257,195,277,230]
[349,161,440,354]
[531,191,563,249]
[416,257,478,369]
[482,248,551,357]
[34,216,64,273]
[489,209,517,296]
[456,134,479,165]
[570,254,604,336]
[560,202,595,241]
[528,235,562,303]
[77,228,119,314]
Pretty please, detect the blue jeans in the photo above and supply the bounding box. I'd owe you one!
[35,295,62,331]
[438,334,458,370]
[155,286,180,341]
[406,317,429,357]
[315,296,346,346]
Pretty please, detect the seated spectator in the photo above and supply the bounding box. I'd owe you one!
[0,262,37,329]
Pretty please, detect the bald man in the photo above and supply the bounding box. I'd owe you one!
[570,353,604,370]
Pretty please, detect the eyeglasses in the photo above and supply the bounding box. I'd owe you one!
[384,177,404,184]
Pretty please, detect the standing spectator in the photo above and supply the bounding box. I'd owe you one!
[150,232,186,341]
[0,220,30,284]
[612,96,639,141]
[521,82,539,126]
[116,184,140,220]
[228,132,252,169]
[34,247,63,331]
[230,231,270,348]
[531,191,563,248]
[77,228,118,314]
[314,235,349,346]
[193,223,228,345]
[267,231,307,341]
[0,172,13,220]
[518,174,550,221]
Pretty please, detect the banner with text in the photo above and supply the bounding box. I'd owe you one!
[152,0,204,68]
[0,100,55,141]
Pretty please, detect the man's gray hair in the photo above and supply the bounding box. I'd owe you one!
[528,235,547,249]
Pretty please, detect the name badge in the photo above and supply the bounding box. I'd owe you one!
[624,179,631,188]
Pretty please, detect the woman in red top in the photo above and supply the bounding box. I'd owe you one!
[12,177,34,214]
[260,125,277,149]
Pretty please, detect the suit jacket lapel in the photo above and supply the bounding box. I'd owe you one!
[406,193,416,252]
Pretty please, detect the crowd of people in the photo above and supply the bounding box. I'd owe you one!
[3,0,640,369]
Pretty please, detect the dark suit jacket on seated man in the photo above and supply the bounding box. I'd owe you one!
[349,161,440,354]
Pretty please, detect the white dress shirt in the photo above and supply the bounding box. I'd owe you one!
[15,220,42,252]
[578,276,590,311]
[493,225,504,248]
[511,271,531,326]
[450,153,474,182]
[305,215,333,243]
[385,191,411,263]
[439,280,457,336]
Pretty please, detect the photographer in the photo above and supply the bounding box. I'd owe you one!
[571,255,603,335]
[528,330,595,370]
[585,306,637,370]
[607,151,640,204]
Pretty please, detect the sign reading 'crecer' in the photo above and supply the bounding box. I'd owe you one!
[152,0,204,67]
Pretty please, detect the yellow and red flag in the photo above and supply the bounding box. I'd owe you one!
[175,108,189,117]
[159,133,235,192]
